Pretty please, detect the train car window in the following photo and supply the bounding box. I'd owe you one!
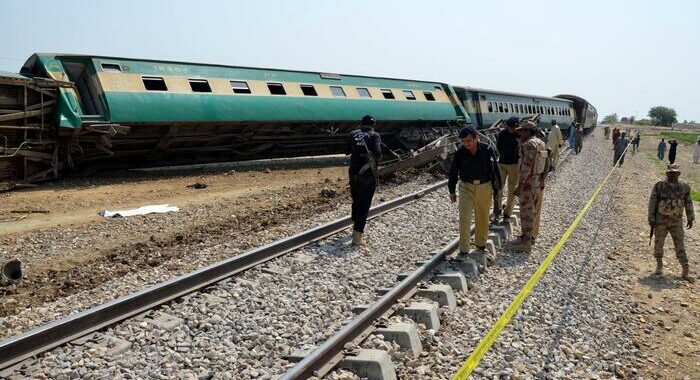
[424,91,435,101]
[403,90,416,100]
[101,63,122,72]
[519,104,524,114]
[267,82,287,95]
[142,76,168,91]
[188,79,212,93]
[356,87,372,98]
[487,101,493,112]
[499,102,504,113]
[300,84,318,96]
[230,81,252,94]
[330,86,346,97]
[381,89,395,100]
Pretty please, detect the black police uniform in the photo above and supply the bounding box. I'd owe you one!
[346,127,382,233]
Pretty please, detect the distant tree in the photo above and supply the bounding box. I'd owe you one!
[621,117,629,123]
[648,106,677,127]
[634,119,652,126]
[629,116,635,124]
[602,113,618,124]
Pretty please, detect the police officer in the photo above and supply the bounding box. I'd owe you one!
[496,117,520,220]
[511,120,547,253]
[547,119,563,169]
[648,164,695,282]
[448,125,500,255]
[346,115,382,245]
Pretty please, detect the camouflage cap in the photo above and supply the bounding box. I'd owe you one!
[666,163,681,173]
[514,119,538,132]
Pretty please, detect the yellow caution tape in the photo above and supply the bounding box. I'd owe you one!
[452,158,621,379]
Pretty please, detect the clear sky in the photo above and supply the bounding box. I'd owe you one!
[1,0,698,121]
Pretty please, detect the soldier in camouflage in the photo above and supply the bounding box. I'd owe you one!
[511,120,547,253]
[648,164,695,282]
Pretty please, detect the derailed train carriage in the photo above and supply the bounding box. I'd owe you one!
[0,53,596,188]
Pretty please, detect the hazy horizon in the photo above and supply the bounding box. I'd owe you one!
[2,0,698,121]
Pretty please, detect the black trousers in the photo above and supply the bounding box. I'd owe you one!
[350,173,376,233]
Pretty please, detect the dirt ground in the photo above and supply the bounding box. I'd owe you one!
[0,165,354,318]
[606,124,699,379]
[0,166,347,235]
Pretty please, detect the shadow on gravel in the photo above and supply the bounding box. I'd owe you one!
[637,274,684,290]
[314,237,354,258]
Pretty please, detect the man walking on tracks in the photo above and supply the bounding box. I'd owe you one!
[547,119,563,170]
[693,137,700,164]
[648,164,695,282]
[574,124,584,154]
[510,120,547,253]
[612,127,621,147]
[657,138,667,161]
[604,125,610,140]
[448,125,500,255]
[496,117,520,221]
[613,132,629,166]
[346,115,382,246]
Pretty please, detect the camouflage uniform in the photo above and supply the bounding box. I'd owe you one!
[648,178,694,265]
[518,135,545,238]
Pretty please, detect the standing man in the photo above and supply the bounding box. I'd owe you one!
[612,127,621,147]
[567,121,576,149]
[547,119,563,170]
[668,139,679,164]
[613,132,629,166]
[648,164,694,282]
[604,125,610,140]
[632,132,641,153]
[510,120,547,253]
[657,139,667,161]
[346,115,382,246]
[448,125,500,255]
[574,124,584,154]
[496,117,520,220]
[693,137,700,164]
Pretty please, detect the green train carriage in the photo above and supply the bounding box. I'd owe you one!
[17,54,470,172]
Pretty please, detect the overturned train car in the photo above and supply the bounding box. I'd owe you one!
[1,54,472,187]
[0,53,597,188]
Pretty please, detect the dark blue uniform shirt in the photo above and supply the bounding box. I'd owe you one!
[346,127,382,175]
[448,142,498,194]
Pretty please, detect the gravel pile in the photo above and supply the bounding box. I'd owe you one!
[5,173,462,379]
[391,133,647,379]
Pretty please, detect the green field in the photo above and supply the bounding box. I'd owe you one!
[692,189,700,203]
[660,131,699,144]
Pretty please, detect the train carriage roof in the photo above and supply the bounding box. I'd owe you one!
[459,86,574,103]
[24,53,450,88]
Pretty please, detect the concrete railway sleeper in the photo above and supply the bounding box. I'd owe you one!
[280,212,520,380]
[0,180,446,372]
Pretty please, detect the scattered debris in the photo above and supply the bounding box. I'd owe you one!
[320,187,338,198]
[2,258,23,285]
[10,209,49,214]
[98,204,180,218]
[262,168,272,173]
[186,182,208,189]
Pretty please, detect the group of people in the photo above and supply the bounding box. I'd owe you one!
[346,115,695,281]
[567,121,584,154]
[449,117,556,255]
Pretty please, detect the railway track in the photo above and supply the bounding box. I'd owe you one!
[0,179,448,374]
[1,146,575,379]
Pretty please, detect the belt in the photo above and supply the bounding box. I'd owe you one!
[461,179,490,185]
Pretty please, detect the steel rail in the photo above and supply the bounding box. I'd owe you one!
[0,179,447,371]
[280,237,459,380]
